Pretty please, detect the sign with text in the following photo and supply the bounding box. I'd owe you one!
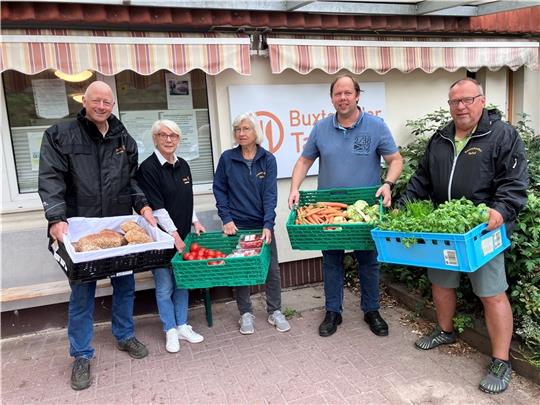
[228,83,386,179]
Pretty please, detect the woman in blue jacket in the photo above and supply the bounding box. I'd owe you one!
[213,112,290,335]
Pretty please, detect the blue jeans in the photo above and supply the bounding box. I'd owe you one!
[152,267,188,331]
[322,250,380,314]
[68,274,135,359]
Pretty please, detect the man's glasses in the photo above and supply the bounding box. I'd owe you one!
[447,94,483,107]
[157,132,180,141]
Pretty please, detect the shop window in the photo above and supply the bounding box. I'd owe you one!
[2,69,213,195]
[115,70,213,185]
[3,70,96,193]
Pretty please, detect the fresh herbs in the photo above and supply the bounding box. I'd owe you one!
[379,198,489,234]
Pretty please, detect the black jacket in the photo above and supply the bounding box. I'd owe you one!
[399,109,528,233]
[38,109,148,224]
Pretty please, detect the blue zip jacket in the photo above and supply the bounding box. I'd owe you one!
[213,145,277,230]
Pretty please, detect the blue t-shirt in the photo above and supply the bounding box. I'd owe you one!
[302,109,398,190]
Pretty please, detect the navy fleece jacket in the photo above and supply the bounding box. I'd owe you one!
[213,145,277,230]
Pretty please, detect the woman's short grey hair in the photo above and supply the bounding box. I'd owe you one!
[232,112,264,145]
[151,119,182,138]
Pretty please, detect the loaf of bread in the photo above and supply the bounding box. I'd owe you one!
[124,229,153,244]
[75,229,126,252]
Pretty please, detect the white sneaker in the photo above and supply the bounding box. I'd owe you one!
[239,313,255,335]
[177,324,204,343]
[268,310,291,332]
[165,328,180,353]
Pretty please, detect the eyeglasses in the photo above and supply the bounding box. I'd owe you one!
[89,98,114,108]
[447,95,483,107]
[234,126,253,133]
[157,132,180,141]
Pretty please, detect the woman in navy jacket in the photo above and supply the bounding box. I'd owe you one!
[213,112,290,335]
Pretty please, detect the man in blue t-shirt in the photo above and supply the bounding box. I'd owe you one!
[288,74,403,338]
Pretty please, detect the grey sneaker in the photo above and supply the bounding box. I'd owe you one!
[239,313,255,335]
[415,326,457,350]
[117,337,149,359]
[70,357,91,391]
[268,310,291,332]
[479,359,512,394]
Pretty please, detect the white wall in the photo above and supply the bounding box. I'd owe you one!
[512,67,540,132]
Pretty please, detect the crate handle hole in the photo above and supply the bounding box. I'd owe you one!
[417,239,426,245]
[444,241,451,246]
[431,240,438,245]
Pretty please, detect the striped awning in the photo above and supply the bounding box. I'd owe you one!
[1,29,251,76]
[267,36,539,74]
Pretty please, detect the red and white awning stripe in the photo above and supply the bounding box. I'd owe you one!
[1,29,251,76]
[267,37,539,74]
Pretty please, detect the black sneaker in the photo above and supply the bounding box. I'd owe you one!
[117,337,149,359]
[479,359,512,394]
[415,326,457,350]
[70,357,91,391]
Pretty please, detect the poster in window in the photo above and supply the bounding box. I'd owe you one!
[119,111,159,159]
[165,72,193,110]
[159,111,199,161]
[27,131,44,171]
[32,79,69,119]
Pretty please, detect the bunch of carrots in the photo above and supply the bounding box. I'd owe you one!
[295,202,348,225]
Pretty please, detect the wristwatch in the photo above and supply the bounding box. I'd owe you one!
[383,180,395,190]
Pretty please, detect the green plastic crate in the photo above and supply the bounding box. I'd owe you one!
[286,186,381,251]
[171,230,271,289]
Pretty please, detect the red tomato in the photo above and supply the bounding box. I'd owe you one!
[190,243,200,252]
[183,252,190,260]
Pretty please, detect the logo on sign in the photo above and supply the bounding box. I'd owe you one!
[256,111,284,154]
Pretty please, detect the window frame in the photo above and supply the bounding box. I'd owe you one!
[0,71,218,213]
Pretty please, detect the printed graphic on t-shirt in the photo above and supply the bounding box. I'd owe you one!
[353,135,370,155]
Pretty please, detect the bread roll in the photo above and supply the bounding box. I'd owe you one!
[124,229,153,244]
[120,221,145,234]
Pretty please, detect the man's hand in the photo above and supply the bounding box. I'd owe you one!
[171,231,186,252]
[223,221,238,235]
[50,221,68,243]
[375,183,392,208]
[141,207,157,227]
[487,208,504,231]
[288,190,300,209]
[262,228,272,245]
[193,221,205,235]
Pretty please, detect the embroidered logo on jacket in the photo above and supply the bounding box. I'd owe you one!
[464,147,482,155]
[115,146,126,154]
[256,171,266,179]
[182,176,191,184]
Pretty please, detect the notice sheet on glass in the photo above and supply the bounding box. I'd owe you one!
[159,111,199,161]
[165,72,193,110]
[119,111,157,160]
[32,79,69,119]
[27,131,44,171]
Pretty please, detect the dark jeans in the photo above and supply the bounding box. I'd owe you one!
[322,249,380,314]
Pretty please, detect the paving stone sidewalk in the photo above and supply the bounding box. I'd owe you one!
[2,284,539,404]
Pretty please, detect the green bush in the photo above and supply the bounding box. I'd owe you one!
[378,108,540,370]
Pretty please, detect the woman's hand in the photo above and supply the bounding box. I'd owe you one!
[141,207,157,227]
[171,231,186,252]
[262,228,272,245]
[193,221,205,235]
[223,221,238,235]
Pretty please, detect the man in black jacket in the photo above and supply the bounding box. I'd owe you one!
[38,81,156,391]
[399,78,528,394]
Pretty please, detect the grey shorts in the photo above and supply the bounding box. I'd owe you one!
[427,253,508,297]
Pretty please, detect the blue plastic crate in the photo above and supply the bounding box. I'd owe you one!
[370,223,510,272]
